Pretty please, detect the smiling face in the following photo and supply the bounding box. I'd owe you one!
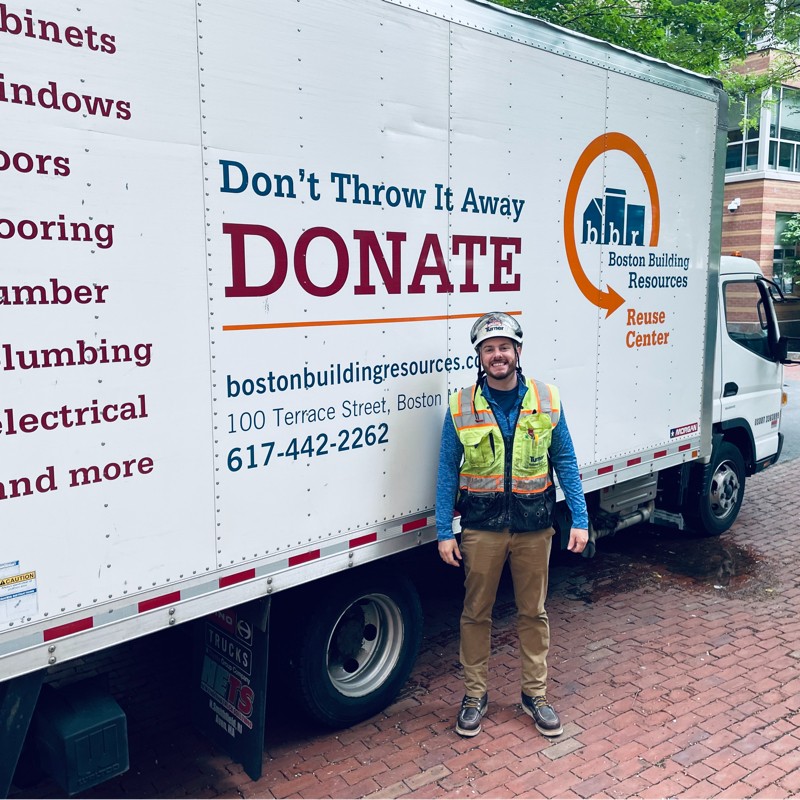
[479,336,520,387]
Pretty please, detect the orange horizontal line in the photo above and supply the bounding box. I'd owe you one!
[223,310,521,332]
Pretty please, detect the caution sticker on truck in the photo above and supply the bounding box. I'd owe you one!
[0,564,38,622]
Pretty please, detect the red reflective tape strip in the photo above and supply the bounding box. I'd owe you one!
[289,549,320,567]
[43,617,93,642]
[654,450,668,459]
[219,568,255,588]
[679,443,691,452]
[402,518,428,532]
[627,457,642,466]
[138,591,181,613]
[350,532,377,548]
[598,465,614,475]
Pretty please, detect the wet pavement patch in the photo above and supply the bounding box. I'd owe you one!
[552,524,781,603]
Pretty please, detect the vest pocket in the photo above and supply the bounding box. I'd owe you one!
[460,427,497,469]
[457,490,505,528]
[514,414,551,474]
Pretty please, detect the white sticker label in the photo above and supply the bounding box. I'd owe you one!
[0,571,38,621]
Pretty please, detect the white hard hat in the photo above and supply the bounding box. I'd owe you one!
[470,312,523,350]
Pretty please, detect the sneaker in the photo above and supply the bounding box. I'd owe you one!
[455,693,488,737]
[521,693,563,737]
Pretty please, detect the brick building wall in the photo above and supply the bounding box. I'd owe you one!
[721,48,800,282]
[722,179,800,279]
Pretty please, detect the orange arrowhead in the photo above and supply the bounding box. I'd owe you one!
[603,284,625,317]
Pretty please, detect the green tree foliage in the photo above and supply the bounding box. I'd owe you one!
[492,0,800,97]
[779,214,800,288]
[780,212,800,247]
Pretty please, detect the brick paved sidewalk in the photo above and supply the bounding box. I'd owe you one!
[11,459,800,799]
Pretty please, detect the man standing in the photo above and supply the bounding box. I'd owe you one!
[436,311,589,738]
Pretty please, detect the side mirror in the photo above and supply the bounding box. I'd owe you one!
[757,277,790,361]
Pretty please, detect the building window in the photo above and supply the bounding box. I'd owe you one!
[725,83,800,175]
[769,86,800,172]
[726,94,761,173]
[775,212,799,293]
[773,246,795,291]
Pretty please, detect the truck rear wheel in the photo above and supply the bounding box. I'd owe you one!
[690,441,746,537]
[294,570,422,728]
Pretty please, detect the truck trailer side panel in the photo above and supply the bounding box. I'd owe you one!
[2,0,730,688]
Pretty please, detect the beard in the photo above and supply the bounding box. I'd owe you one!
[484,357,516,380]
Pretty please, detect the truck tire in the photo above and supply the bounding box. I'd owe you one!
[690,441,746,537]
[294,570,423,728]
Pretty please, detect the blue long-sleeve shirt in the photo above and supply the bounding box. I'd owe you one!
[435,377,589,540]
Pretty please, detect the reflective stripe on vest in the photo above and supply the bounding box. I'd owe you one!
[450,378,560,495]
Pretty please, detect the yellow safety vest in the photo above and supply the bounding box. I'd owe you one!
[449,378,561,531]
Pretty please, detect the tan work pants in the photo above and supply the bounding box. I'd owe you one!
[460,526,555,697]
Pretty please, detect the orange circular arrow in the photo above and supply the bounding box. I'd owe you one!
[563,132,660,317]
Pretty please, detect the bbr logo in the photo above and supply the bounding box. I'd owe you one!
[564,132,661,317]
[582,188,645,247]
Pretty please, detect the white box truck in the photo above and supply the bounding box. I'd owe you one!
[0,0,794,791]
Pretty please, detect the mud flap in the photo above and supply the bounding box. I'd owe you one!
[193,597,270,781]
[0,669,45,798]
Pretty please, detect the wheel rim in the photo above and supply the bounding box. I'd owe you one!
[325,593,404,698]
[709,460,741,520]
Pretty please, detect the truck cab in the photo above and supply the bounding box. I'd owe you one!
[715,255,785,468]
[696,255,789,535]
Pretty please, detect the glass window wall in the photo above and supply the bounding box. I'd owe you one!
[775,212,799,294]
[768,86,800,171]
[726,94,761,173]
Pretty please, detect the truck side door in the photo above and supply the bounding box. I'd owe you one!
[718,276,783,464]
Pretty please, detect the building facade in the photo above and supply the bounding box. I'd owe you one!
[723,49,800,297]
